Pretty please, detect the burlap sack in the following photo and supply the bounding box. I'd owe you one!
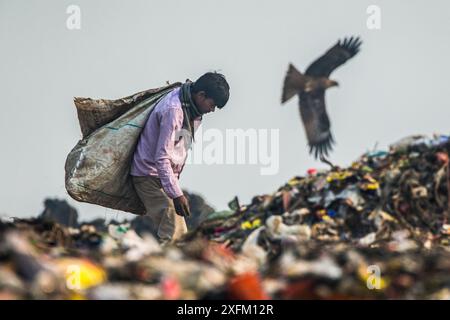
[64,83,181,215]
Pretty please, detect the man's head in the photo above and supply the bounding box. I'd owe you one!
[191,72,230,114]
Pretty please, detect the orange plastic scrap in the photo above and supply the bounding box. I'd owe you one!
[227,272,270,300]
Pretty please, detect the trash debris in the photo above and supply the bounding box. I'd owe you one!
[39,199,78,228]
[227,272,269,300]
[1,133,450,299]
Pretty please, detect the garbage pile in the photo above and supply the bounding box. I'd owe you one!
[1,134,450,299]
[191,134,450,249]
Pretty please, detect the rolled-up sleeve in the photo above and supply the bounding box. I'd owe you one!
[155,107,184,199]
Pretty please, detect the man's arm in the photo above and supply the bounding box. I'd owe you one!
[155,107,183,198]
[155,107,190,217]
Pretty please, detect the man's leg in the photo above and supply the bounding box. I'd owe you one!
[132,175,188,242]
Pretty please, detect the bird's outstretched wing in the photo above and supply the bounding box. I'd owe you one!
[305,36,362,77]
[299,90,335,159]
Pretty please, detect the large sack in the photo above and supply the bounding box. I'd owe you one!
[65,83,181,215]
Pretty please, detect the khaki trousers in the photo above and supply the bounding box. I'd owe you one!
[132,175,187,242]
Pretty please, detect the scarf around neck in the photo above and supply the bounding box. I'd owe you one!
[179,81,202,142]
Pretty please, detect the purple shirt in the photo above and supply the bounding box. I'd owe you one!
[130,87,201,199]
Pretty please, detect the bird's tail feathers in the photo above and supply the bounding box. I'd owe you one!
[281,63,305,104]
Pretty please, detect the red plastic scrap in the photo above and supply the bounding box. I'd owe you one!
[227,272,269,300]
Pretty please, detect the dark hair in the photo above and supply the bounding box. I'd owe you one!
[192,72,230,108]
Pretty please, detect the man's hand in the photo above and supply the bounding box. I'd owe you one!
[173,195,191,217]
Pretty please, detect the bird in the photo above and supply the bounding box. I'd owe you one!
[281,36,362,164]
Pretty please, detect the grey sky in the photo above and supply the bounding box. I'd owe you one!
[0,0,449,221]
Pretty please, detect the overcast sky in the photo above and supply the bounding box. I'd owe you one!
[1,0,449,222]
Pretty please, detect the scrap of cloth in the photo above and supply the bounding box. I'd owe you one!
[131,86,202,199]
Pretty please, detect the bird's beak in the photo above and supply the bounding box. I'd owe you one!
[326,80,339,88]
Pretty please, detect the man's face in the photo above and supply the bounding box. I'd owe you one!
[193,91,216,114]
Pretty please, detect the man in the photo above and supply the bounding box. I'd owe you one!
[130,72,230,243]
